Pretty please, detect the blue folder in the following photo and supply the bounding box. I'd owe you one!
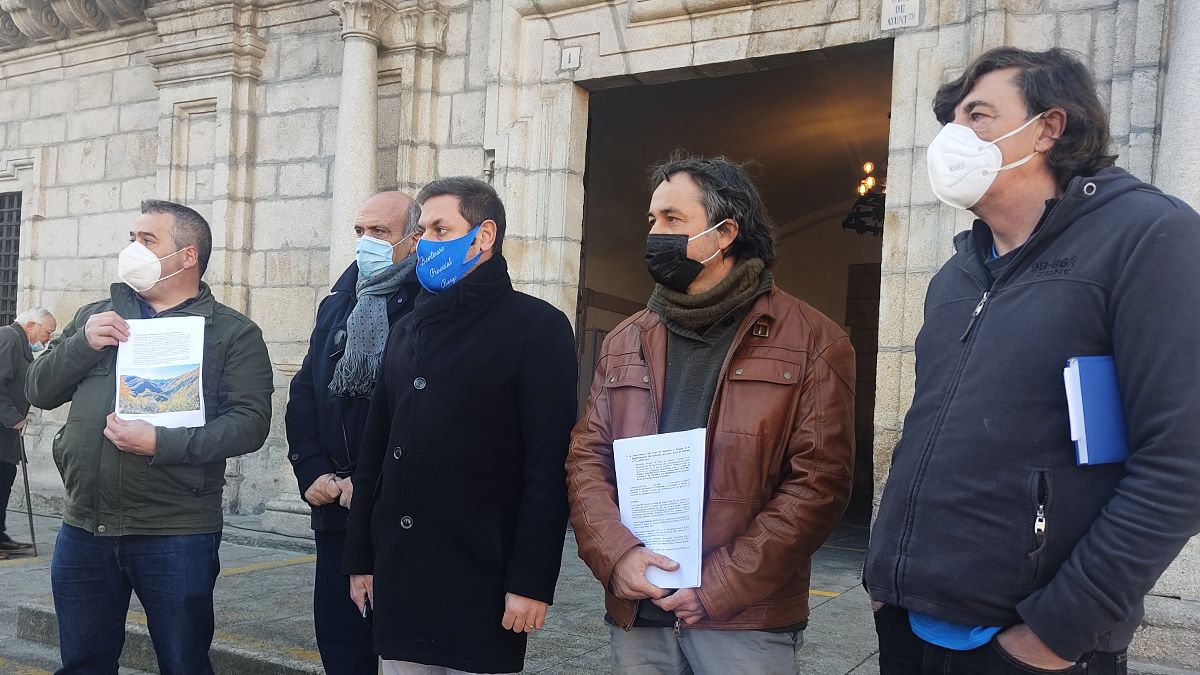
[1063,356,1130,465]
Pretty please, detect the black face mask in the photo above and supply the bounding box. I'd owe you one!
[644,234,704,293]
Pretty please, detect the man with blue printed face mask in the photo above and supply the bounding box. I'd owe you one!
[285,190,422,675]
[865,47,1200,675]
[342,176,578,675]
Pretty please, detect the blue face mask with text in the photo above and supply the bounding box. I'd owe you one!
[415,224,483,293]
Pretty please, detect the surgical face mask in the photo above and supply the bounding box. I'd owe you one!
[415,224,483,293]
[30,341,44,353]
[117,241,186,293]
[355,235,403,279]
[926,112,1046,210]
[644,221,725,293]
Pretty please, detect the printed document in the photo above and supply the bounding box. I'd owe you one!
[614,427,706,589]
[115,316,206,428]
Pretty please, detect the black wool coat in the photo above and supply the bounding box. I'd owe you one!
[342,256,578,673]
[285,262,419,531]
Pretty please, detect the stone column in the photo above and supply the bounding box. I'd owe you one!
[328,0,395,287]
[1148,0,1200,604]
[1154,1,1200,205]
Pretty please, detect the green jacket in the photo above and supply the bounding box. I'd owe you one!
[26,283,274,536]
[0,322,32,465]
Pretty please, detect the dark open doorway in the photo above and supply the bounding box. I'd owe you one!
[576,40,893,525]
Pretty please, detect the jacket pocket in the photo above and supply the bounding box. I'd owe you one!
[50,425,67,475]
[601,364,656,438]
[719,357,802,439]
[154,462,206,496]
[1025,469,1051,588]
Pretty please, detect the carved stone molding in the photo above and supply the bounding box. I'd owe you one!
[391,0,445,52]
[330,0,398,43]
[0,10,28,49]
[93,0,144,25]
[0,156,35,182]
[0,0,68,42]
[144,32,268,85]
[49,0,106,32]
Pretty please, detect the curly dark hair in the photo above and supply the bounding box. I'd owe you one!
[933,47,1118,189]
[647,153,776,267]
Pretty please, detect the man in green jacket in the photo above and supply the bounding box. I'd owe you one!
[27,200,273,675]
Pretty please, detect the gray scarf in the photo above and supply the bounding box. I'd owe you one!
[328,255,416,397]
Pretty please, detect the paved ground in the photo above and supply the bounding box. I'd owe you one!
[0,507,880,674]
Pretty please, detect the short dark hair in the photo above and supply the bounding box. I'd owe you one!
[648,153,776,266]
[933,47,1118,189]
[140,199,212,276]
[416,177,507,255]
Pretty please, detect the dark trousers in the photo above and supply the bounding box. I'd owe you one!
[875,604,1128,675]
[315,529,377,675]
[51,523,221,675]
[0,461,15,535]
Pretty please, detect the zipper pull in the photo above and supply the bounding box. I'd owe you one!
[960,291,990,342]
[673,618,685,637]
[1034,504,1046,541]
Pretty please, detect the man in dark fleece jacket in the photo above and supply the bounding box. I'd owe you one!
[865,48,1200,675]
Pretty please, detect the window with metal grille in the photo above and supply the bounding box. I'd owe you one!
[0,193,21,326]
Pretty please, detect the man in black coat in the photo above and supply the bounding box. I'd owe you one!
[342,177,578,675]
[285,191,422,675]
[0,307,56,560]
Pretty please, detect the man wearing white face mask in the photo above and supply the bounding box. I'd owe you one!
[285,191,421,675]
[568,154,856,674]
[26,199,273,675]
[0,306,55,560]
[865,48,1200,675]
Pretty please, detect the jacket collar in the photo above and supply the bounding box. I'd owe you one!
[332,262,360,293]
[7,323,32,362]
[636,285,780,413]
[110,282,216,320]
[951,167,1149,288]
[453,255,512,308]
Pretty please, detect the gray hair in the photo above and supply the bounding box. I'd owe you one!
[15,307,53,325]
[403,201,422,237]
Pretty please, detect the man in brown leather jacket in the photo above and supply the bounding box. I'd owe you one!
[567,154,856,674]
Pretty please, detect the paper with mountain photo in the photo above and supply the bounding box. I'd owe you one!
[115,316,206,428]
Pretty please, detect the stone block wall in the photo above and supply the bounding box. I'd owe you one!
[1,27,164,499]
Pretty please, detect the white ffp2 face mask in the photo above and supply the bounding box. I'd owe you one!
[117,241,186,292]
[926,112,1046,210]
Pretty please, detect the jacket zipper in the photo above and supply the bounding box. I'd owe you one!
[627,334,662,631]
[1035,472,1048,545]
[959,292,990,342]
[893,198,1069,600]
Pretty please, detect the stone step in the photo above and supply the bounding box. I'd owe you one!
[1130,595,1200,672]
[16,603,323,675]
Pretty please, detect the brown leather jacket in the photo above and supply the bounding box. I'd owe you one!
[567,286,856,630]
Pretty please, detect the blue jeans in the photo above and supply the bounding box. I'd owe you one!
[51,523,221,675]
[314,529,377,675]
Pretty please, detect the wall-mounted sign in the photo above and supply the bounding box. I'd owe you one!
[882,0,920,30]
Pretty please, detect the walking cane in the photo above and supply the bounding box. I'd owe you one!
[18,431,36,557]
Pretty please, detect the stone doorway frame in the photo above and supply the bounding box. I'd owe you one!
[478,0,1169,510]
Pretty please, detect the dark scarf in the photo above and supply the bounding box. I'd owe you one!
[648,257,768,332]
[328,255,416,397]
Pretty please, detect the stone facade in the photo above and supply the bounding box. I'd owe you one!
[2,0,1198,643]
